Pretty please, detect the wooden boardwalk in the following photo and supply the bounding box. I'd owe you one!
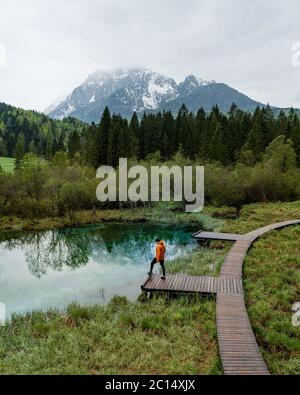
[142,274,243,295]
[192,230,246,242]
[141,219,300,375]
[142,274,219,294]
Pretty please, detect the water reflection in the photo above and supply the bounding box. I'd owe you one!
[1,230,91,277]
[0,224,198,278]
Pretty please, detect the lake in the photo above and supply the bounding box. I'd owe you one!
[0,223,199,318]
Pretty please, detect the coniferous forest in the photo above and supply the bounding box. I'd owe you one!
[0,102,87,161]
[2,1,300,378]
[70,104,300,167]
[1,101,300,218]
[2,102,300,167]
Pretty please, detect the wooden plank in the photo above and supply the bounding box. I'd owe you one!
[190,276,197,292]
[185,275,192,291]
[198,276,204,291]
[196,276,202,292]
[168,274,177,291]
[181,274,189,291]
[217,292,269,375]
[141,220,300,375]
[175,275,184,291]
[216,220,300,375]
[203,276,208,292]
[192,231,248,242]
[149,275,160,289]
[189,276,195,292]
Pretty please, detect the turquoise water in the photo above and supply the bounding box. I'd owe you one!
[0,223,199,317]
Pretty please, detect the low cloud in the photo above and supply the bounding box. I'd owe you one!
[0,0,300,111]
[292,42,300,67]
[0,42,7,68]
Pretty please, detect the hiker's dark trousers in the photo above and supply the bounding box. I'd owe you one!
[150,258,165,276]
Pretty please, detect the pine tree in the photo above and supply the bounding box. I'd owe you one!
[227,103,240,163]
[68,130,81,159]
[138,113,147,160]
[96,107,111,166]
[162,111,175,158]
[107,116,123,167]
[128,113,139,158]
[57,131,66,151]
[45,135,53,161]
[29,140,37,154]
[288,109,300,164]
[210,122,226,163]
[196,108,208,160]
[175,105,191,157]
[14,133,25,169]
[0,137,7,157]
[129,112,139,138]
[82,123,97,167]
[206,106,222,161]
[246,107,264,160]
[276,111,288,138]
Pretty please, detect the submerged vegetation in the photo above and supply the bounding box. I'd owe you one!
[0,202,299,374]
[1,102,300,375]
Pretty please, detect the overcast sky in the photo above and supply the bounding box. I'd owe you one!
[0,0,300,111]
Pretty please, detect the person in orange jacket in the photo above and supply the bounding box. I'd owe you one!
[148,239,166,279]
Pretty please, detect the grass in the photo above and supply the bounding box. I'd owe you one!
[211,201,300,375]
[169,244,229,277]
[0,202,223,375]
[218,201,300,234]
[244,227,300,375]
[0,157,15,173]
[0,202,222,232]
[0,201,300,374]
[0,296,220,375]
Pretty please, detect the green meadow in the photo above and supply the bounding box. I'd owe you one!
[0,202,299,375]
[0,157,15,173]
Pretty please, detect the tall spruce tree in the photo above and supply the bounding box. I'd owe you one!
[128,112,139,158]
[129,112,139,138]
[246,107,264,160]
[96,107,111,166]
[14,132,25,169]
[68,130,81,159]
[82,122,97,167]
[288,109,300,164]
[195,108,207,160]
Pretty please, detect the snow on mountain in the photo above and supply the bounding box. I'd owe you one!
[47,68,182,121]
[177,74,216,97]
[44,92,69,115]
[46,67,266,122]
[142,73,177,110]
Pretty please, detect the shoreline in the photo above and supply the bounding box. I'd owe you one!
[0,206,222,234]
[0,201,299,374]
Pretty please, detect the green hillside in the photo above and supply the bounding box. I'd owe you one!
[0,156,15,173]
[0,102,87,160]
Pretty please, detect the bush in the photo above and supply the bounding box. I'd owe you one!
[1,134,300,220]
